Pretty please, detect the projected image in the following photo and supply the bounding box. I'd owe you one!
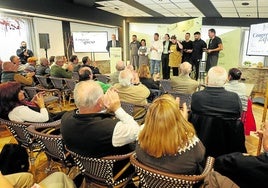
[73,31,108,52]
[247,23,268,56]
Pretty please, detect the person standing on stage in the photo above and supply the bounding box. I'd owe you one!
[181,32,193,63]
[162,34,171,79]
[129,35,140,70]
[205,28,223,71]
[191,31,207,80]
[149,33,163,76]
[16,41,34,64]
[106,34,121,54]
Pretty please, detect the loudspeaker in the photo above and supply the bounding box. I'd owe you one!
[39,33,50,49]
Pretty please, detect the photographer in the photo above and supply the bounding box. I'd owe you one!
[16,41,34,64]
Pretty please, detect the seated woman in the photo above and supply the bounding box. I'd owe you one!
[0,82,49,122]
[136,94,205,175]
[138,64,159,102]
[224,68,247,111]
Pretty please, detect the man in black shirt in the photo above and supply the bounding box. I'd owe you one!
[206,28,223,71]
[16,41,34,64]
[191,32,207,80]
[181,33,193,63]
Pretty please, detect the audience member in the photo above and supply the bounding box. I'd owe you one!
[70,55,80,72]
[1,61,34,86]
[224,68,247,111]
[16,41,33,64]
[130,34,140,70]
[24,57,37,73]
[169,35,183,76]
[0,171,75,188]
[190,66,245,157]
[162,34,171,79]
[49,56,55,65]
[191,31,207,80]
[138,39,149,67]
[0,82,49,122]
[36,58,50,76]
[214,121,268,188]
[113,69,150,120]
[10,55,25,72]
[61,80,140,157]
[106,34,120,53]
[138,64,159,90]
[205,28,223,71]
[136,94,205,174]
[171,62,199,94]
[109,61,125,85]
[149,33,163,76]
[78,66,111,93]
[181,32,193,63]
[50,56,73,78]
[81,56,100,75]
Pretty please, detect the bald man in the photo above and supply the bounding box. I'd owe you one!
[109,61,125,85]
[61,80,140,158]
[171,62,199,94]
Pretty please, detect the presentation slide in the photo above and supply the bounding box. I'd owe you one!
[73,31,108,53]
[247,23,268,56]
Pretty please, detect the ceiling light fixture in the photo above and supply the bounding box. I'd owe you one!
[242,2,249,6]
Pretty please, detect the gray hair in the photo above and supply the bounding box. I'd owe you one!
[74,80,103,108]
[207,66,227,87]
[55,56,64,63]
[119,69,133,87]
[180,62,192,75]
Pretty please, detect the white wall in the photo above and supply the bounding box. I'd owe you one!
[33,17,65,59]
[70,22,118,61]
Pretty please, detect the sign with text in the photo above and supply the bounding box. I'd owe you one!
[73,31,108,53]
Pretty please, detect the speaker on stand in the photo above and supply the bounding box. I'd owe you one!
[39,33,50,59]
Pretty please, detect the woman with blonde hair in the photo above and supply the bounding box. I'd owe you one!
[136,94,205,174]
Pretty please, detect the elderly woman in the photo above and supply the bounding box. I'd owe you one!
[136,94,205,174]
[224,68,247,111]
[0,82,49,122]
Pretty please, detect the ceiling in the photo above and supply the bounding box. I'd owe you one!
[90,0,268,18]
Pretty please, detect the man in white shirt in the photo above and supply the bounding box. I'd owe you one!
[150,33,163,76]
[61,80,140,158]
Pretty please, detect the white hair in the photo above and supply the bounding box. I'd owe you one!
[74,80,103,108]
[55,56,64,63]
[207,66,227,87]
[119,70,133,87]
[180,62,192,75]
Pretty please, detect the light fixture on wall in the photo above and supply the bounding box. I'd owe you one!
[242,2,249,6]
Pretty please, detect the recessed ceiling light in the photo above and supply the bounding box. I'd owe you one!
[242,2,249,6]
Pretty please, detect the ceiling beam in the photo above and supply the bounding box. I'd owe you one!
[119,0,164,17]
[190,0,221,17]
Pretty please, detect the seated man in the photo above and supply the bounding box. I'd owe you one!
[50,56,73,78]
[171,62,199,94]
[36,57,50,76]
[70,55,80,72]
[214,121,268,188]
[1,61,34,86]
[61,80,140,158]
[189,66,246,157]
[109,61,125,85]
[81,56,100,76]
[113,69,150,119]
[78,66,111,93]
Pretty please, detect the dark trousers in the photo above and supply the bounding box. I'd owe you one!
[172,67,179,76]
[206,54,219,71]
[161,54,170,79]
[192,59,200,80]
